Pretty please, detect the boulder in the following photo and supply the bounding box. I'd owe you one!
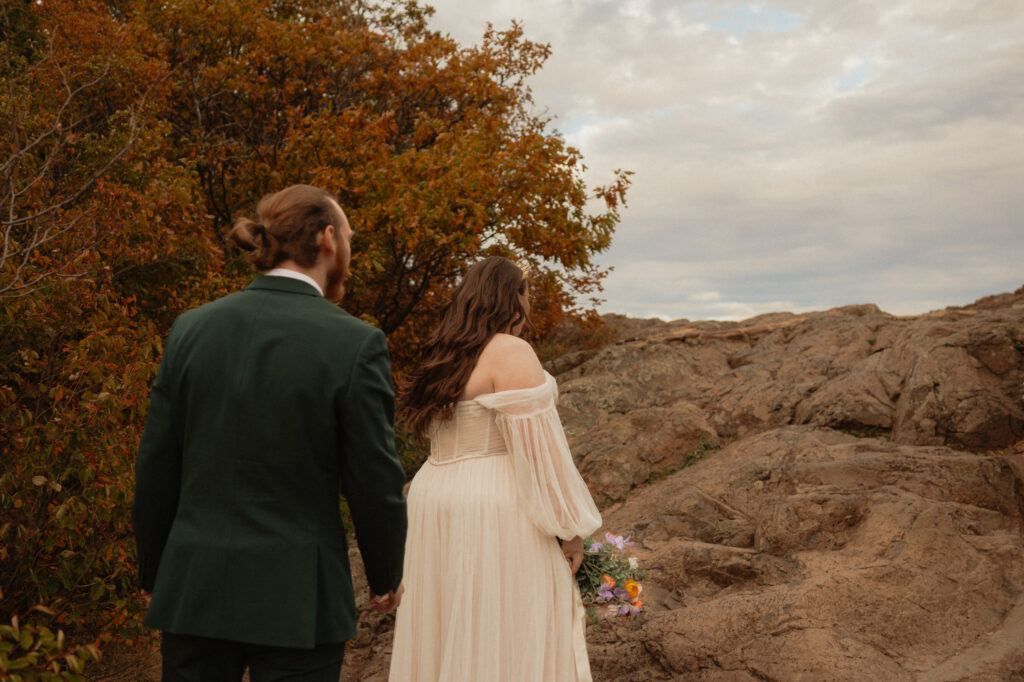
[562,400,719,503]
[556,289,1024,505]
[336,286,1024,682]
[588,427,1024,681]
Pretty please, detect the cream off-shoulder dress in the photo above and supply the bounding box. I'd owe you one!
[389,372,602,681]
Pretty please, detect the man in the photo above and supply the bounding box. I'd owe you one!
[132,184,407,680]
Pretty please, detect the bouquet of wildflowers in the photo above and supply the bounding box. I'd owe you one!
[576,532,646,617]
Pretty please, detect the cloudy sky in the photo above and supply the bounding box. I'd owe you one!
[424,0,1023,320]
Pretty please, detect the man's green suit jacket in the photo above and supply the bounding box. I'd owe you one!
[132,276,407,648]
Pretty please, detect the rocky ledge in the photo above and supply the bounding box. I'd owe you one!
[558,288,1024,503]
[343,285,1024,681]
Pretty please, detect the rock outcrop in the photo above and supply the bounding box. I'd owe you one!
[337,286,1024,682]
[588,427,1024,680]
[558,289,1024,502]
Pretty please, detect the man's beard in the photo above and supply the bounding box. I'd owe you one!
[325,258,348,302]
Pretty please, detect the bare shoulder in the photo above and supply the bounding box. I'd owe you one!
[482,333,536,361]
[482,333,545,392]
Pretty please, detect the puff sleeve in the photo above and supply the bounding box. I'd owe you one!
[475,372,601,540]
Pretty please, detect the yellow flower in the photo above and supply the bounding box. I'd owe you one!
[625,580,640,599]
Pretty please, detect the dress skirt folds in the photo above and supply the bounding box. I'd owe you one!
[389,372,602,681]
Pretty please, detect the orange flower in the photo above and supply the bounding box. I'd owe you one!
[601,575,615,588]
[632,600,643,609]
[625,580,640,599]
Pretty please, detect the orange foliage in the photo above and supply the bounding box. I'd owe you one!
[1,0,629,674]
[139,0,629,364]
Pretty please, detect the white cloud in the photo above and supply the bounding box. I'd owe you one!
[425,0,1024,320]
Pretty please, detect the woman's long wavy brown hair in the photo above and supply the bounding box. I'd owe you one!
[403,257,534,439]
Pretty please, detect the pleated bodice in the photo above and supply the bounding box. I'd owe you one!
[427,402,508,465]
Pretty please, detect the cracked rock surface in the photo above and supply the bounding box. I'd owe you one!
[588,426,1024,681]
[559,287,1024,502]
[341,287,1024,682]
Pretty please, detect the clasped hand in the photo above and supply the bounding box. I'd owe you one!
[369,582,405,613]
[561,535,584,574]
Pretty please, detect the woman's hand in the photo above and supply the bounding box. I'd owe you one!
[561,535,584,574]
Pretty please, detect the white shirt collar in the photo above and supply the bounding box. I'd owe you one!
[264,268,324,297]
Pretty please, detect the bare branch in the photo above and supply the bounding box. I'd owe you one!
[0,30,153,297]
[0,110,140,229]
[0,213,97,298]
[0,38,114,176]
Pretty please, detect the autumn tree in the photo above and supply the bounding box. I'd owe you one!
[0,1,221,676]
[139,0,630,364]
[1,0,628,676]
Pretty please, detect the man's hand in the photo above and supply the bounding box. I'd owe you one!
[561,535,584,574]
[368,582,404,613]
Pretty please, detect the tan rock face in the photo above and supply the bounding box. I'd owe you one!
[589,427,1024,681]
[339,287,1024,682]
[559,287,1024,681]
[557,291,1024,502]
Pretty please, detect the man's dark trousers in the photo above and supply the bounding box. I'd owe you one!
[161,632,345,681]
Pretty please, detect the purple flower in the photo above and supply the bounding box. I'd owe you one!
[617,604,631,616]
[603,532,635,550]
[605,532,626,550]
[588,542,603,552]
[613,586,628,600]
[597,583,614,602]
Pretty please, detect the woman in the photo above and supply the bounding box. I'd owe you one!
[389,257,602,681]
